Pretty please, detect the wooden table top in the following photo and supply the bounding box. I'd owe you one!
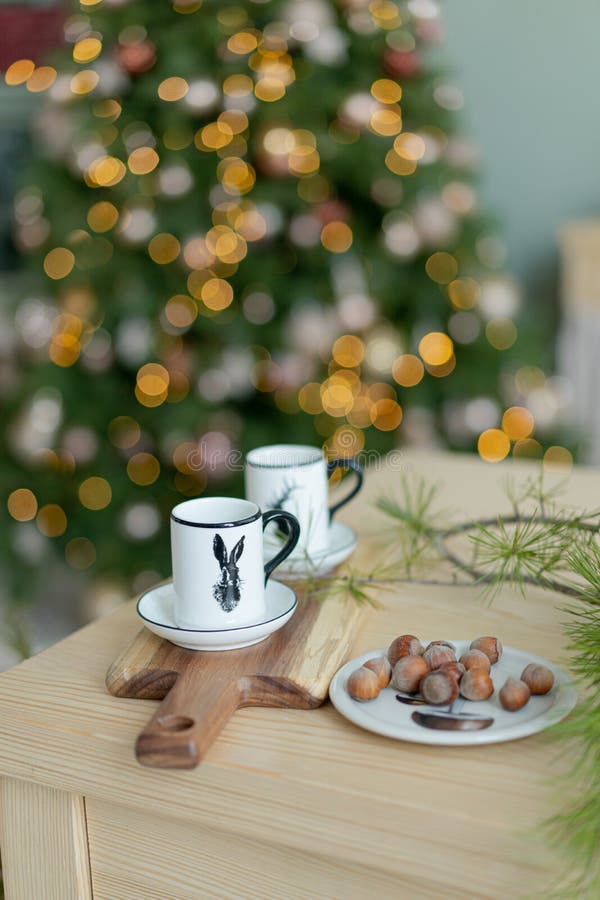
[1,450,597,898]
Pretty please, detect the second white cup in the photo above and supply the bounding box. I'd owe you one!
[244,444,363,558]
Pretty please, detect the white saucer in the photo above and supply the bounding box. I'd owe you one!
[265,521,357,578]
[330,642,577,746]
[136,579,298,651]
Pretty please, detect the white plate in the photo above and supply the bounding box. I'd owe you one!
[265,521,357,578]
[329,641,577,746]
[137,579,297,651]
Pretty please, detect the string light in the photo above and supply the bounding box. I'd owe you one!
[478,429,510,463]
[7,489,38,521]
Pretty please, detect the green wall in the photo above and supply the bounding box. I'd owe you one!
[444,0,600,300]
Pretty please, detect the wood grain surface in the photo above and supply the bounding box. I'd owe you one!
[106,594,364,769]
[0,778,92,900]
[0,451,598,898]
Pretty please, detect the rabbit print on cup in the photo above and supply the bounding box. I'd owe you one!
[212,534,245,613]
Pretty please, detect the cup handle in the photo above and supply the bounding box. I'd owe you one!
[327,459,364,522]
[262,509,301,585]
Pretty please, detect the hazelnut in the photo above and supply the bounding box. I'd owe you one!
[520,663,554,695]
[387,634,423,667]
[499,677,531,711]
[459,649,491,673]
[460,669,494,701]
[422,644,456,669]
[363,656,392,689]
[470,636,503,664]
[391,655,429,693]
[420,670,459,706]
[347,667,380,702]
[425,640,456,653]
[438,661,465,683]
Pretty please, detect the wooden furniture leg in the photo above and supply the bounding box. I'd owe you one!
[0,777,93,900]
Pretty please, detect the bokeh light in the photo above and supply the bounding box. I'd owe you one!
[37,504,67,537]
[7,488,38,522]
[502,406,534,441]
[321,221,353,253]
[425,252,458,284]
[79,477,112,510]
[43,248,75,280]
[5,59,35,86]
[127,452,161,485]
[158,77,189,101]
[418,332,453,366]
[392,354,424,387]
[478,428,510,462]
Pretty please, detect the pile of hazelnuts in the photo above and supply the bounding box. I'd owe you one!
[347,634,555,711]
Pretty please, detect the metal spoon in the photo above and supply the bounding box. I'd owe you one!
[395,694,494,729]
[395,694,484,717]
[411,710,494,731]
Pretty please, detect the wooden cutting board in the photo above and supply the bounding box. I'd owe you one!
[106,592,365,769]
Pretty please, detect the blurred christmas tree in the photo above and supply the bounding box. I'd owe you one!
[2,0,571,621]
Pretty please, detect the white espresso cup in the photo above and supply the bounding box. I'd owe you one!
[244,444,363,557]
[170,497,300,630]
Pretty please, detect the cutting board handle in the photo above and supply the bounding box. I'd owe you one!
[135,670,242,769]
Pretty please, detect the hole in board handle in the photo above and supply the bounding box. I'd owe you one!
[157,714,195,732]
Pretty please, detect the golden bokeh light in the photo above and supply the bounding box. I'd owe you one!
[79,476,112,510]
[7,488,38,522]
[425,252,458,285]
[330,425,365,457]
[127,452,161,485]
[418,332,454,366]
[502,406,534,441]
[486,318,517,350]
[5,59,35,86]
[87,201,119,233]
[234,209,267,241]
[369,0,402,28]
[543,446,573,472]
[370,398,403,431]
[288,146,320,175]
[217,157,255,195]
[321,378,354,417]
[196,121,233,151]
[167,370,190,403]
[73,37,102,64]
[425,354,456,378]
[223,74,253,97]
[93,99,121,120]
[87,155,126,187]
[227,31,258,54]
[346,395,373,429]
[37,504,67,537]
[370,78,402,104]
[201,278,234,311]
[128,146,159,174]
[392,354,424,387]
[49,332,80,367]
[65,537,96,570]
[448,277,480,310]
[255,78,286,102]
[332,334,365,367]
[321,221,353,253]
[158,76,189,101]
[148,232,180,264]
[26,66,57,93]
[298,382,323,415]
[385,150,417,176]
[478,428,510,463]
[44,247,75,280]
[513,438,543,459]
[137,363,170,397]
[370,107,402,136]
[70,70,99,95]
[108,416,141,449]
[165,294,198,329]
[393,132,426,161]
